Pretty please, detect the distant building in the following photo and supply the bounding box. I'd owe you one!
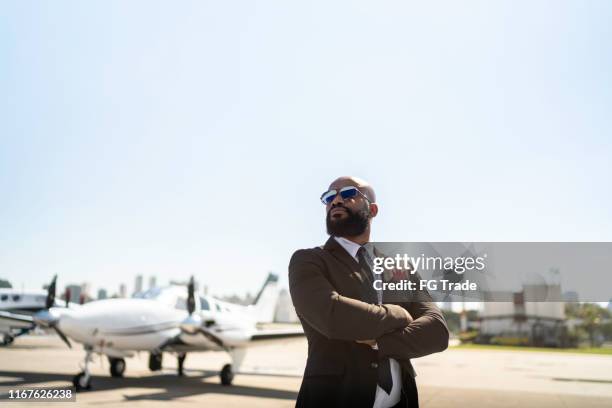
[134,275,143,295]
[65,284,81,304]
[97,288,108,300]
[148,276,157,290]
[119,283,127,298]
[563,291,579,302]
[80,283,92,303]
[480,282,566,347]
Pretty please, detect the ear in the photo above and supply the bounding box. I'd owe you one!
[369,203,378,218]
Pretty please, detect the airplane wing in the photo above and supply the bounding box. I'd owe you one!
[159,334,220,353]
[0,310,36,335]
[160,324,304,352]
[250,325,304,343]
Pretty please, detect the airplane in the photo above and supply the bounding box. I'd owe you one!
[0,289,46,345]
[0,274,303,391]
[0,284,77,345]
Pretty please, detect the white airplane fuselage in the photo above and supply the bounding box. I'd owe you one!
[0,289,48,314]
[56,299,184,354]
[53,289,263,356]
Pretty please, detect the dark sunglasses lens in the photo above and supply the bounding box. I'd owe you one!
[321,190,337,204]
[340,188,358,199]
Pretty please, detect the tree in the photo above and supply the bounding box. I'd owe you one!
[0,279,12,288]
[565,303,610,347]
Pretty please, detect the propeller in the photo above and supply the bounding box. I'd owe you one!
[174,276,224,348]
[52,325,72,348]
[45,275,57,309]
[187,276,195,315]
[180,276,202,335]
[33,275,72,348]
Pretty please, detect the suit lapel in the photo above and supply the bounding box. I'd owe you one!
[323,237,377,303]
[324,237,361,274]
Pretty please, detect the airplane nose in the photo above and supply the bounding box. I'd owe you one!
[33,308,62,327]
[33,308,74,348]
[33,310,55,327]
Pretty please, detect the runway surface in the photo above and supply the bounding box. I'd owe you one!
[1,335,612,407]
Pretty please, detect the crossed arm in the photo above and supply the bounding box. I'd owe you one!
[289,249,449,360]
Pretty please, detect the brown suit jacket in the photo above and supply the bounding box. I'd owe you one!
[289,237,449,408]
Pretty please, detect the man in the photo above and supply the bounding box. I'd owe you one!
[289,176,448,408]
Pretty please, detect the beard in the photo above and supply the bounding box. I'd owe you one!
[326,204,370,237]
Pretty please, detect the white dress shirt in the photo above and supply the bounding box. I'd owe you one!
[334,237,403,408]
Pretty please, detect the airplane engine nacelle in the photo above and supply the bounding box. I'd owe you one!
[180,315,202,334]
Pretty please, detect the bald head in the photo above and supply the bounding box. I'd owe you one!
[328,176,376,203]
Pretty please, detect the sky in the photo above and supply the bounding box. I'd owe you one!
[1,1,611,298]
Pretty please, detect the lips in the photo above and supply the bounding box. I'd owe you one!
[330,207,348,217]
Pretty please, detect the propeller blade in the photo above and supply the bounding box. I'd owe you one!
[52,325,72,349]
[45,275,57,309]
[187,276,195,315]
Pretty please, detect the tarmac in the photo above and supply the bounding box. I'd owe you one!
[1,335,612,407]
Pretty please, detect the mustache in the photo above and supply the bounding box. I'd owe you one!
[327,204,353,216]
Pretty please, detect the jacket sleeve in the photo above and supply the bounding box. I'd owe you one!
[377,299,449,360]
[289,249,412,341]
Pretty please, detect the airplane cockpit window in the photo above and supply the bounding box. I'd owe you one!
[200,297,210,311]
[134,286,190,310]
[134,287,163,299]
[0,294,7,301]
[12,295,20,302]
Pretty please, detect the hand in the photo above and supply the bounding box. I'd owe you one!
[356,339,377,347]
[403,308,414,324]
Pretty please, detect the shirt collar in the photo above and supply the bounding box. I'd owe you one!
[333,236,363,261]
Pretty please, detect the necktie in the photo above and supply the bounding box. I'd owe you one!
[357,246,393,395]
[356,247,377,302]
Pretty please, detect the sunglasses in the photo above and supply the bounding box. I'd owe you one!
[320,186,369,205]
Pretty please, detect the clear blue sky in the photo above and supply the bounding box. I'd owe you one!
[1,1,611,297]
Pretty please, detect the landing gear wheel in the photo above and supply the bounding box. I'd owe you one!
[1,335,14,346]
[73,371,91,391]
[149,353,163,371]
[220,364,234,386]
[109,358,126,377]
